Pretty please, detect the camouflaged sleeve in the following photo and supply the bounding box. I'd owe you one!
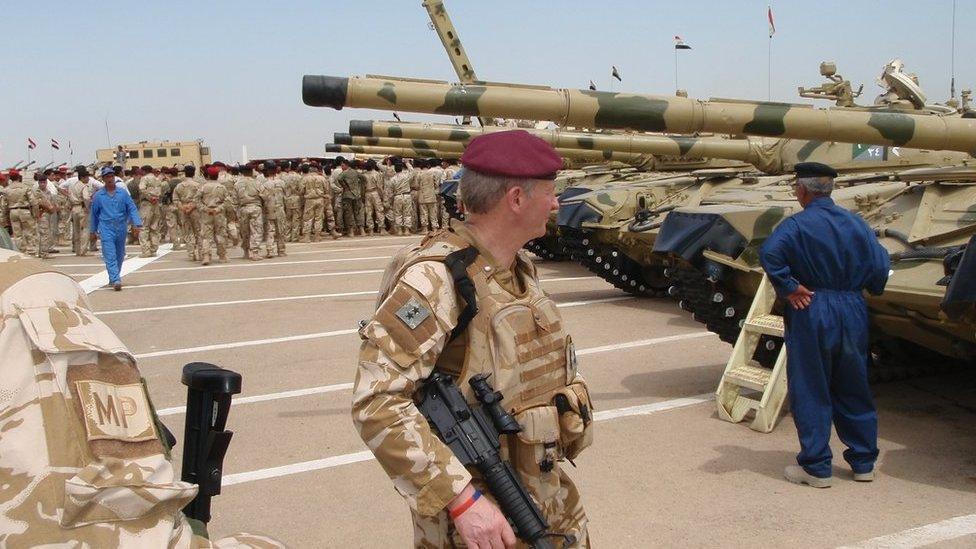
[351,261,472,517]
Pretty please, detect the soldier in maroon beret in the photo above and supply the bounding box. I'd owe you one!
[353,129,592,548]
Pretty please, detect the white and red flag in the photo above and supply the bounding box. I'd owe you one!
[51,138,60,150]
[27,138,36,149]
[767,6,776,38]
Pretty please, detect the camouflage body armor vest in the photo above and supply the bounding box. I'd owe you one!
[378,228,594,505]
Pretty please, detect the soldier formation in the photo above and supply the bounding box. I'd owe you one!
[0,155,460,263]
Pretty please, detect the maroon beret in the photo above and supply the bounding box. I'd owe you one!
[461,130,562,179]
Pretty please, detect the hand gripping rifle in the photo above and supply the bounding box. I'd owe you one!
[417,371,576,549]
[180,362,242,523]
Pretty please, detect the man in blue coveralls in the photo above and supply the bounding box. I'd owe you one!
[90,166,143,291]
[760,162,890,488]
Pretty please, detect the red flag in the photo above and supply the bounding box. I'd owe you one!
[767,6,776,38]
[27,138,36,149]
[51,138,60,150]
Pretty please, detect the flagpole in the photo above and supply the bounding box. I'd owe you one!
[767,35,771,101]
[674,47,679,92]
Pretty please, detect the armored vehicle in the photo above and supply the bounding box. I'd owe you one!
[303,72,976,364]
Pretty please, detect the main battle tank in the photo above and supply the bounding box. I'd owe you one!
[303,72,976,363]
[655,167,976,368]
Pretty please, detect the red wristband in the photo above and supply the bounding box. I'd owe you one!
[449,489,482,519]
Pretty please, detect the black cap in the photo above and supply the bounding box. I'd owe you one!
[794,162,838,179]
[262,160,276,171]
[184,165,196,176]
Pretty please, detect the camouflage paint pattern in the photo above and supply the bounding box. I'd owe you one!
[303,75,976,154]
[351,120,974,176]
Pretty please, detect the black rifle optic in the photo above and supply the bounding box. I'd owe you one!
[418,371,576,549]
[180,362,242,524]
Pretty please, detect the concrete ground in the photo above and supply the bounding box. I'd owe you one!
[52,236,976,548]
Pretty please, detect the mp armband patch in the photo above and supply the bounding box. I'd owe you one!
[75,380,158,442]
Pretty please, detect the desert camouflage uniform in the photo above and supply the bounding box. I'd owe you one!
[0,249,283,548]
[336,168,364,236]
[55,187,72,246]
[138,173,166,257]
[68,178,93,256]
[382,166,396,230]
[174,178,203,261]
[217,172,241,247]
[236,176,265,259]
[363,170,387,235]
[198,180,229,264]
[34,186,56,259]
[163,175,184,249]
[0,182,9,232]
[416,168,442,233]
[282,170,304,241]
[300,172,337,241]
[389,170,414,235]
[260,177,286,257]
[439,166,455,227]
[5,180,38,254]
[352,220,592,548]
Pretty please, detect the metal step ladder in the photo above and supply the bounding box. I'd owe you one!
[715,274,788,433]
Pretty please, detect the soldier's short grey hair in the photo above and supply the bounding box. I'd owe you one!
[796,176,833,196]
[459,170,540,214]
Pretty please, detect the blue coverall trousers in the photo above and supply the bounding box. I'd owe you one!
[785,290,879,478]
[99,222,128,285]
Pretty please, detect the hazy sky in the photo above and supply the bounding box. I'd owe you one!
[2,0,972,166]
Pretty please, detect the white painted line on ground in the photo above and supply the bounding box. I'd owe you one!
[129,255,390,274]
[134,328,359,359]
[157,382,355,416]
[99,290,380,315]
[594,393,715,421]
[96,276,603,315]
[837,514,976,549]
[279,244,405,256]
[133,295,646,358]
[577,331,715,356]
[95,269,386,290]
[223,452,376,487]
[222,391,713,487]
[78,244,173,294]
[155,328,708,413]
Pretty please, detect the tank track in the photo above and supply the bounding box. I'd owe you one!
[524,236,569,261]
[556,229,666,297]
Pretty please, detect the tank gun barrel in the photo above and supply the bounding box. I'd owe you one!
[349,119,756,162]
[334,132,652,165]
[304,74,976,155]
[325,143,460,159]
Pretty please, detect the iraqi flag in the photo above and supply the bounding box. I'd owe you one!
[27,138,36,149]
[611,65,622,81]
[674,36,692,50]
[768,6,776,38]
[588,80,597,91]
[51,138,60,150]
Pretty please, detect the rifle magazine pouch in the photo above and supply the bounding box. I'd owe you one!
[553,380,594,460]
[513,405,561,502]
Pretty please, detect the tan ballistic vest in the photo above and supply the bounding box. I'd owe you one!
[378,229,593,479]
